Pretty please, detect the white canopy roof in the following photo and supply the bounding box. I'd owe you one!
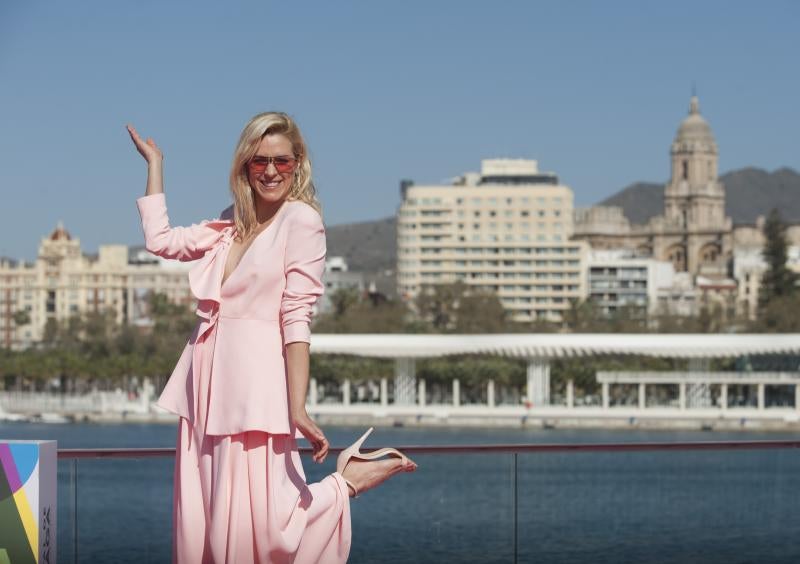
[310,333,800,359]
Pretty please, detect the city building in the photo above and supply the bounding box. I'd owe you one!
[574,95,800,319]
[734,245,800,320]
[0,223,192,349]
[397,159,588,322]
[317,256,366,315]
[574,95,733,279]
[587,250,675,317]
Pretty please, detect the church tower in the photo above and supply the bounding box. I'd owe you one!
[661,96,730,274]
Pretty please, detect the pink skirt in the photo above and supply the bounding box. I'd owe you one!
[171,326,351,563]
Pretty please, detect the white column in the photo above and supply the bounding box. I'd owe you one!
[452,379,460,407]
[602,382,610,410]
[141,377,153,412]
[394,358,417,405]
[418,379,426,407]
[795,384,800,412]
[487,380,495,408]
[757,383,765,411]
[380,377,388,407]
[721,383,728,410]
[342,379,350,406]
[310,377,318,406]
[638,383,646,410]
[566,379,574,409]
[526,358,551,407]
[679,382,686,410]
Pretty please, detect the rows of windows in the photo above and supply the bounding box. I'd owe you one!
[406,196,566,207]
[414,271,580,289]
[502,297,568,305]
[400,277,578,298]
[400,220,567,231]
[401,233,570,243]
[399,246,583,255]
[399,208,565,227]
[415,259,581,267]
[590,280,648,290]
[589,267,648,279]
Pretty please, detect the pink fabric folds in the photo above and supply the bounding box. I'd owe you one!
[174,424,352,563]
[136,194,327,436]
[137,194,350,562]
[172,317,350,563]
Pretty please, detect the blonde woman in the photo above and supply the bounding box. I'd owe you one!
[128,113,416,563]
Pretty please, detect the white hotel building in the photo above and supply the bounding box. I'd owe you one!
[397,159,588,323]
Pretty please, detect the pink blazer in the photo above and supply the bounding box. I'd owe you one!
[136,193,325,436]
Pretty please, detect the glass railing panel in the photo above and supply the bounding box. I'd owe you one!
[516,447,800,563]
[73,456,174,563]
[56,459,77,564]
[304,451,516,564]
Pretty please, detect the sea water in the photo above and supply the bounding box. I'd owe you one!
[1,422,798,563]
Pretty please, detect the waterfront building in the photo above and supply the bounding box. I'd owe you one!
[317,256,366,314]
[0,224,191,349]
[397,159,588,322]
[733,245,800,320]
[654,273,699,317]
[587,250,675,317]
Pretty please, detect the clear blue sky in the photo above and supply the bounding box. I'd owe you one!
[1,1,798,260]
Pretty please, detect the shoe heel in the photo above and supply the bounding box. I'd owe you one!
[352,427,374,451]
[336,427,374,474]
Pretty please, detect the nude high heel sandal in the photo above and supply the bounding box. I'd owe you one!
[336,427,411,498]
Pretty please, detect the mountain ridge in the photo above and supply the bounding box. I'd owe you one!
[599,167,800,225]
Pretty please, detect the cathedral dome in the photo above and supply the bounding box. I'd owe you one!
[49,221,72,241]
[673,96,717,151]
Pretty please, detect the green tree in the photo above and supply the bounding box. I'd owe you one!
[563,299,603,332]
[415,281,511,333]
[759,209,798,308]
[313,288,413,333]
[12,309,31,327]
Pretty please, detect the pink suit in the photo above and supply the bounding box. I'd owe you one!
[137,193,351,563]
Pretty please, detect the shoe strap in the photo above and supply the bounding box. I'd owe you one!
[343,477,359,498]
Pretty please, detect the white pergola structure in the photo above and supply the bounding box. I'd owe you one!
[310,334,800,407]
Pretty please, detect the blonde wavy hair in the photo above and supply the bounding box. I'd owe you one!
[229,112,320,239]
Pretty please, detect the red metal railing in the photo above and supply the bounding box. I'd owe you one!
[56,439,800,459]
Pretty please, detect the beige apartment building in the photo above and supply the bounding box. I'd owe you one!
[0,223,192,349]
[397,159,588,322]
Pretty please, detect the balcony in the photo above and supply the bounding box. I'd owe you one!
[47,437,800,563]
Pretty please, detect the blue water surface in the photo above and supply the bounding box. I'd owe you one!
[1,422,798,564]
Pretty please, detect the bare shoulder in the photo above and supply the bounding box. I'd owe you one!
[284,200,324,229]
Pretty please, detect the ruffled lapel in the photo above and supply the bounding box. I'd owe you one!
[187,219,235,309]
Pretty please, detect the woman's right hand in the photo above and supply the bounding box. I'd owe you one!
[293,410,330,464]
[127,124,163,165]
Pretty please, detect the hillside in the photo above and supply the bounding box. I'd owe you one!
[600,167,800,225]
[325,216,397,273]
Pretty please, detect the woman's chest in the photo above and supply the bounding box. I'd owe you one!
[220,225,286,294]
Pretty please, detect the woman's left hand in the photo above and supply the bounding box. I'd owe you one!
[293,410,329,463]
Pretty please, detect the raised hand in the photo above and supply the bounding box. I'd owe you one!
[127,124,163,165]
